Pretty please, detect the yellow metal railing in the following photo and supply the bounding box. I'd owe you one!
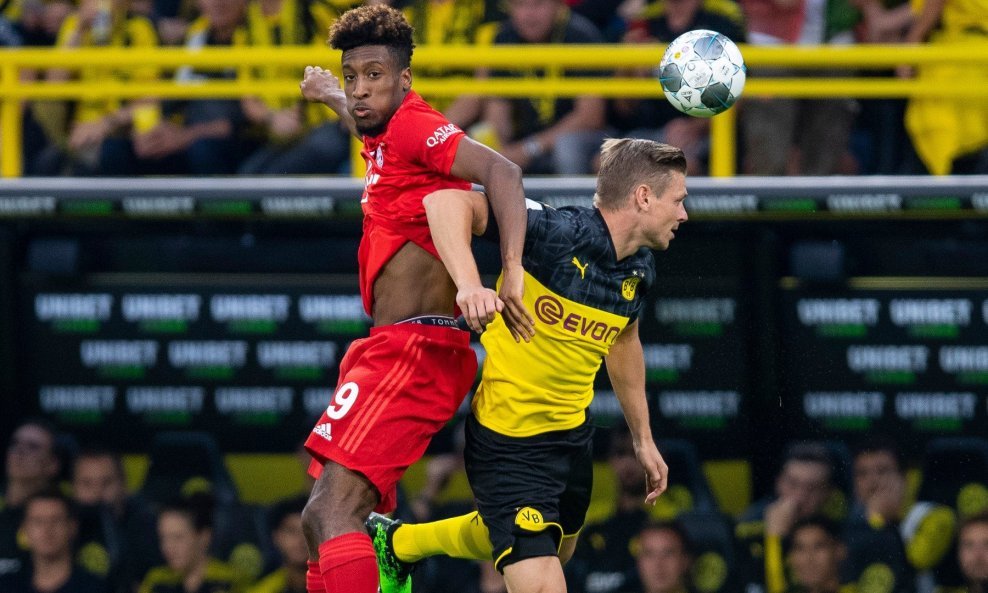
[2,44,987,177]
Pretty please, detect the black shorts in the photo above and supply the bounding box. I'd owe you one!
[463,414,594,572]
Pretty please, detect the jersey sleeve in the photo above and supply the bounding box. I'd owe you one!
[522,203,591,279]
[390,105,465,176]
[481,198,550,245]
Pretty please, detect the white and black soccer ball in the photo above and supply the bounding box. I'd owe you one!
[658,29,746,118]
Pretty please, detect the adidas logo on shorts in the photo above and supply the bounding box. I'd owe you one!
[313,423,333,441]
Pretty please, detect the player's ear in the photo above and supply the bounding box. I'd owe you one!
[400,68,412,92]
[633,184,651,210]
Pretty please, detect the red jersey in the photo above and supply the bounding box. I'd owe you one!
[357,91,471,316]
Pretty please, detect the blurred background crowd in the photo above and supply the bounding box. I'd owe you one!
[2,417,988,593]
[1,0,986,178]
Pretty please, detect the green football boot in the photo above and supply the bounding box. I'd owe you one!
[366,512,415,593]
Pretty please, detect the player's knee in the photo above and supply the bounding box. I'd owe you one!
[503,555,565,593]
[300,495,325,548]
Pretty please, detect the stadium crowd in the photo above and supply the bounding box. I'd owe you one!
[1,0,986,177]
[2,417,988,593]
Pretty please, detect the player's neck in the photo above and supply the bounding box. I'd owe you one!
[597,206,639,261]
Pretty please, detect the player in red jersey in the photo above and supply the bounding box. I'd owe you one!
[297,5,532,593]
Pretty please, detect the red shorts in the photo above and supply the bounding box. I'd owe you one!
[304,323,477,513]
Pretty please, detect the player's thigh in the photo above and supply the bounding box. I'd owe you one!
[502,556,567,593]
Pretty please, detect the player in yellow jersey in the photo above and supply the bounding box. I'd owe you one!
[368,138,688,593]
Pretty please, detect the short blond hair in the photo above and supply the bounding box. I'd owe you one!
[595,138,687,210]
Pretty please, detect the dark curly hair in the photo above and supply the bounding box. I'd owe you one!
[329,5,415,70]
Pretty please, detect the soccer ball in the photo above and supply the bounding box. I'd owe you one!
[658,30,746,118]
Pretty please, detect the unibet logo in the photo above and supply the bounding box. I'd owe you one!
[889,299,971,326]
[656,298,735,324]
[847,346,928,372]
[122,294,200,321]
[894,392,976,419]
[35,293,112,321]
[826,193,901,213]
[126,387,204,413]
[686,194,757,214]
[40,386,115,413]
[298,295,367,322]
[621,277,640,301]
[940,346,988,372]
[533,295,622,344]
[514,507,547,533]
[797,298,879,326]
[803,392,884,419]
[210,295,289,322]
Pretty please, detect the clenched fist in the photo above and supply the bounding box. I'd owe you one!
[300,66,345,107]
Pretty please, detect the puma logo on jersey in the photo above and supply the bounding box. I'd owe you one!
[571,256,588,279]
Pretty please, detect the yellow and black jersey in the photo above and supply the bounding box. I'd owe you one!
[474,200,655,437]
[55,13,159,124]
[138,558,241,593]
[245,568,301,593]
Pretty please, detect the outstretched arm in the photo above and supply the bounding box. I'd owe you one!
[423,189,502,333]
[449,137,534,342]
[605,320,668,504]
[300,65,358,138]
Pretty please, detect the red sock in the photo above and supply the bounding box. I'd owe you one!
[306,560,326,593]
[318,532,379,593]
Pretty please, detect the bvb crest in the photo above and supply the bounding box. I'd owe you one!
[621,277,640,301]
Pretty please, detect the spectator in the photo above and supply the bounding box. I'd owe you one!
[31,0,159,176]
[573,427,653,593]
[479,0,608,174]
[627,521,694,593]
[246,497,307,593]
[151,0,197,46]
[71,448,160,593]
[738,0,860,175]
[606,0,745,175]
[845,437,955,593]
[847,0,913,174]
[0,491,108,593]
[570,0,633,41]
[1,419,62,577]
[0,13,24,47]
[948,513,988,593]
[378,0,503,126]
[139,494,242,593]
[736,442,839,593]
[10,0,75,173]
[10,0,73,46]
[108,0,262,175]
[235,0,350,174]
[901,0,988,175]
[784,517,847,593]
